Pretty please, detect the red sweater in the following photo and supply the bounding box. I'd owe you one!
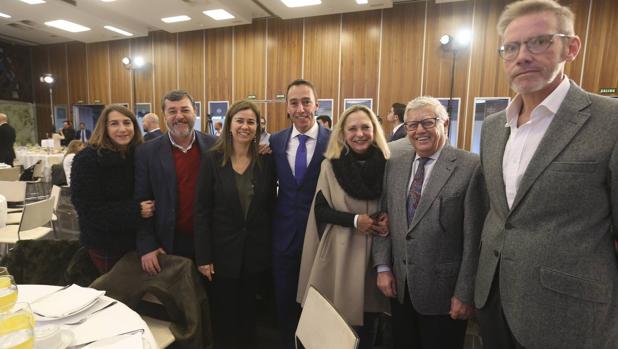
[172,145,201,235]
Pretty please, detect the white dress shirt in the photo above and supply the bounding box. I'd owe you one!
[502,76,570,209]
[392,123,404,135]
[286,121,319,177]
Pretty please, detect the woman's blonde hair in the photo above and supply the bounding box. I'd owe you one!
[64,140,84,158]
[324,104,390,160]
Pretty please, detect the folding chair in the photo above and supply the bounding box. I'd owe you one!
[295,286,359,349]
[0,167,21,181]
[0,196,54,254]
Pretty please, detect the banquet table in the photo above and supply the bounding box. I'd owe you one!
[17,284,158,348]
[14,149,64,182]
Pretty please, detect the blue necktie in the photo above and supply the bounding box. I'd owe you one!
[407,157,430,225]
[295,134,308,185]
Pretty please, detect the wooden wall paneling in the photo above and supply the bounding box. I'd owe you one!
[234,20,267,116]
[266,18,303,132]
[423,1,474,149]
[581,0,617,94]
[178,30,205,130]
[130,36,154,112]
[560,0,591,85]
[66,42,88,108]
[464,0,512,150]
[108,40,131,104]
[48,44,69,109]
[31,46,51,138]
[340,10,381,119]
[86,42,110,104]
[304,15,341,122]
[153,31,178,116]
[204,27,233,103]
[379,2,427,135]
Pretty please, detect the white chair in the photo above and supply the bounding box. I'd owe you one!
[0,196,53,247]
[295,286,359,349]
[0,181,27,213]
[0,167,21,181]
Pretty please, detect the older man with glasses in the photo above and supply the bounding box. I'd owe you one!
[474,1,618,348]
[373,96,486,349]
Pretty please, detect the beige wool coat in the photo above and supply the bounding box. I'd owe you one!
[297,160,389,326]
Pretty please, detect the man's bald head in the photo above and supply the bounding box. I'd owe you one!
[0,113,7,123]
[143,113,160,132]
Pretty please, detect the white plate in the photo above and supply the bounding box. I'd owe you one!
[80,334,150,349]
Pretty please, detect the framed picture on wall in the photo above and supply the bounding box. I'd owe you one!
[317,99,334,120]
[436,98,461,147]
[471,97,510,154]
[54,105,67,132]
[135,103,151,135]
[343,98,373,111]
[194,101,202,131]
[208,101,229,136]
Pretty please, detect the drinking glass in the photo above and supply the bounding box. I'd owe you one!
[0,277,17,312]
[0,303,34,349]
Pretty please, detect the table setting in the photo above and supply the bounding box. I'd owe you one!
[0,269,156,349]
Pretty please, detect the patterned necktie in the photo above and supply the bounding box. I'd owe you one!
[407,157,430,225]
[294,134,308,185]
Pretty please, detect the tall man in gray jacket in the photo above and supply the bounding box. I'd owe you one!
[373,96,486,349]
[474,1,618,348]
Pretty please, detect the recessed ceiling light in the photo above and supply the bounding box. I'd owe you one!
[20,0,46,4]
[45,20,90,33]
[356,0,368,4]
[203,9,235,21]
[100,0,116,2]
[280,0,321,8]
[161,15,191,23]
[0,12,11,18]
[104,25,133,37]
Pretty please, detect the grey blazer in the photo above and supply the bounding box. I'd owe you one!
[373,144,486,314]
[474,82,618,349]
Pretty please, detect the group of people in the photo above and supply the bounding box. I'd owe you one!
[64,1,616,349]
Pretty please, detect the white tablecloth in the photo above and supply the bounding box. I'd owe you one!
[14,150,64,182]
[17,284,157,348]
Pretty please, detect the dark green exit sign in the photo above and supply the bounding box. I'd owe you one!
[599,87,616,94]
[275,94,285,100]
[247,95,257,100]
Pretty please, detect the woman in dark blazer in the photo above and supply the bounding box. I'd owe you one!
[71,104,143,274]
[195,100,276,349]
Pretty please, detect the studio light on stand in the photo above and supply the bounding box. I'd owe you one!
[39,73,55,135]
[440,30,471,127]
[122,56,145,112]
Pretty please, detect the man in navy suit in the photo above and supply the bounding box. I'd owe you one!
[135,90,217,274]
[142,113,163,142]
[387,102,407,141]
[269,79,331,348]
[75,122,92,143]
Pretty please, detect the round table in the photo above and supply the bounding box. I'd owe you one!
[16,284,157,348]
[0,194,6,228]
[14,150,64,182]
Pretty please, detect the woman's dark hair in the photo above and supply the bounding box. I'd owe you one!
[89,104,143,155]
[211,100,262,167]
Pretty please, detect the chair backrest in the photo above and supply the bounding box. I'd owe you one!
[19,196,53,232]
[32,162,45,180]
[0,167,21,181]
[0,181,27,202]
[50,185,61,211]
[295,286,359,349]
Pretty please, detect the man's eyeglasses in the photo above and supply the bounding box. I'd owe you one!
[403,117,439,131]
[498,33,569,61]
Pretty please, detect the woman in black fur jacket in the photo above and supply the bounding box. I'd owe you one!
[71,104,143,274]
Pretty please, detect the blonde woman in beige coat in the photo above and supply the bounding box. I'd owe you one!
[297,104,390,349]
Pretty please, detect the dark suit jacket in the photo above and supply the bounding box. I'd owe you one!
[0,123,16,165]
[270,125,331,256]
[75,129,92,142]
[194,151,277,278]
[389,124,407,141]
[61,128,76,146]
[134,131,217,256]
[143,129,163,142]
[474,82,618,348]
